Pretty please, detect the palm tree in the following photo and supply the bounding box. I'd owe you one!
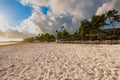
[105,9,120,41]
[62,29,70,41]
[56,30,63,40]
[87,14,106,43]
[73,30,80,40]
[97,14,107,42]
[79,19,90,41]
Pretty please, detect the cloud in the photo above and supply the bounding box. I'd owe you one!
[96,0,120,15]
[0,0,120,39]
[19,0,105,34]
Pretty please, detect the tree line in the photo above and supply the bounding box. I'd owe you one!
[24,9,120,43]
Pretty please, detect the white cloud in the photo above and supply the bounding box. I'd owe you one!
[0,0,120,40]
[18,0,105,34]
[96,0,116,15]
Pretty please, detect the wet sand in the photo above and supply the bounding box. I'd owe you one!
[0,43,120,80]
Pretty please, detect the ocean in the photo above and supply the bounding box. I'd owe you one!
[0,41,19,46]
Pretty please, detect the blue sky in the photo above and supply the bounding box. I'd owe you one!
[40,6,50,15]
[0,0,50,26]
[0,0,32,26]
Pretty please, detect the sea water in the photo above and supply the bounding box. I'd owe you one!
[0,41,18,46]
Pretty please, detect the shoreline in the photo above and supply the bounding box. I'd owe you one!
[0,41,120,48]
[0,41,24,47]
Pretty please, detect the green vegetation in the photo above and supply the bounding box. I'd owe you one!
[35,33,55,42]
[24,9,120,44]
[56,26,70,41]
[24,33,55,43]
[24,37,35,43]
[106,9,120,40]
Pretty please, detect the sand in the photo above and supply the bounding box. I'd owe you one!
[0,43,120,80]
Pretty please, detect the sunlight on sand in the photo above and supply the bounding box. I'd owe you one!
[0,43,120,80]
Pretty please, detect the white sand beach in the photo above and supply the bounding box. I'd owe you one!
[0,43,120,80]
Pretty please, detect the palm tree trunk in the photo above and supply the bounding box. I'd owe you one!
[82,34,84,42]
[111,23,115,41]
[109,18,115,43]
[98,30,101,43]
[90,31,92,44]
